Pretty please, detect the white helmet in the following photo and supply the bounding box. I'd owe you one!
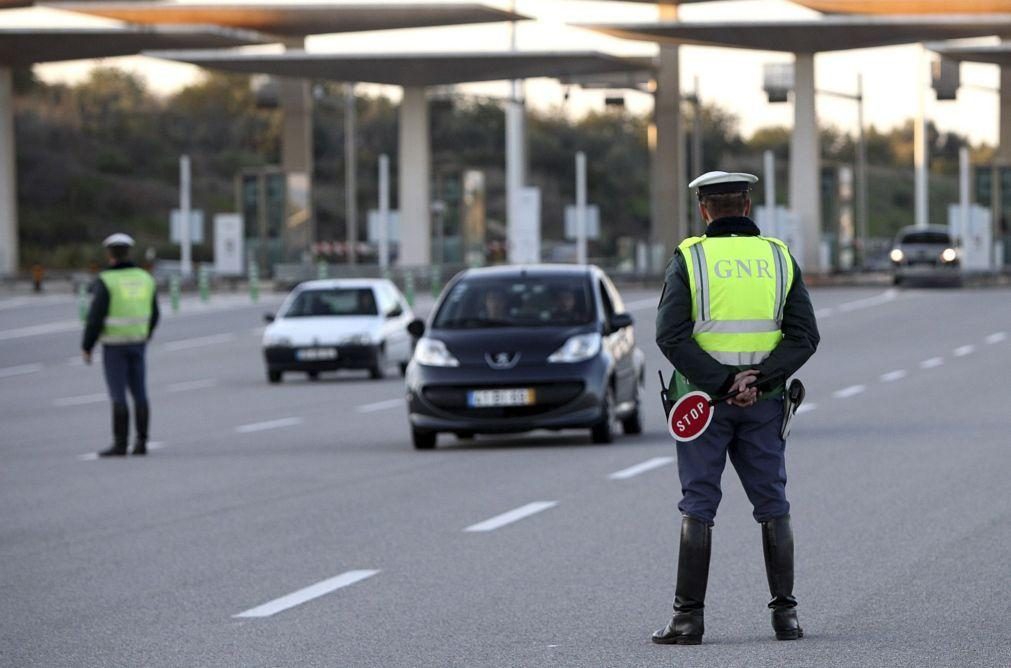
[102,233,135,248]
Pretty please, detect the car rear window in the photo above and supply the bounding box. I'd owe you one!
[283,288,378,317]
[900,231,951,245]
[433,276,594,329]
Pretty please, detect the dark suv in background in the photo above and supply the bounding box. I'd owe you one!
[405,265,644,450]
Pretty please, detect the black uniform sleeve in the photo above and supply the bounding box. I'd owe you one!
[81,278,109,353]
[655,252,736,395]
[148,289,159,339]
[756,256,820,381]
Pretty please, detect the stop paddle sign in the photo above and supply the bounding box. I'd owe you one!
[667,391,714,442]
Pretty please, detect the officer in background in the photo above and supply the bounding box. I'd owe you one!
[653,172,819,645]
[82,234,159,457]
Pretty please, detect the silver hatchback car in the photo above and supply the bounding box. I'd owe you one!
[889,226,961,286]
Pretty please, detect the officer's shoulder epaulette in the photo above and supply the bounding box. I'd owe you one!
[676,235,706,253]
[759,235,789,252]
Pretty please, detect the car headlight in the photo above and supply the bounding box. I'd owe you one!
[940,248,958,263]
[414,338,460,367]
[263,334,292,347]
[548,333,602,363]
[889,248,904,263]
[341,333,374,345]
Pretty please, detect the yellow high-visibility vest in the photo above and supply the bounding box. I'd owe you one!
[679,234,794,367]
[99,268,155,344]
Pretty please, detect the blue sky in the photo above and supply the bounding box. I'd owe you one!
[5,0,1004,145]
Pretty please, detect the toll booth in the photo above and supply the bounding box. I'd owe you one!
[236,167,287,277]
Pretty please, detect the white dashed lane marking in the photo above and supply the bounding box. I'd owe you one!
[166,378,218,393]
[985,332,1007,345]
[953,345,975,357]
[880,370,908,383]
[355,398,404,413]
[609,457,674,480]
[920,357,944,370]
[233,570,380,619]
[162,333,237,352]
[832,385,866,399]
[0,363,44,379]
[235,417,303,434]
[796,403,818,415]
[54,393,106,407]
[464,501,558,532]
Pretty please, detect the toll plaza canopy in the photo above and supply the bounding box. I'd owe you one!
[45,2,526,37]
[0,26,267,66]
[929,41,1011,65]
[146,50,652,87]
[790,1,1011,13]
[576,15,1011,53]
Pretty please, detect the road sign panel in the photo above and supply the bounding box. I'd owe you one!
[668,391,714,442]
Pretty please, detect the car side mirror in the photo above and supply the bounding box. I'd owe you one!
[263,312,275,323]
[610,312,633,331]
[407,319,426,338]
[387,306,403,319]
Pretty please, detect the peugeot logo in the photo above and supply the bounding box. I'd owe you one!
[486,352,520,370]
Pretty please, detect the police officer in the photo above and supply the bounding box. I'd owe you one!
[652,172,819,644]
[82,234,159,457]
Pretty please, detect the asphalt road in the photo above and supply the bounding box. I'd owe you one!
[1,283,1009,667]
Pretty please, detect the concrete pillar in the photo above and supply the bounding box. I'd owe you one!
[998,65,1011,164]
[279,38,314,261]
[0,67,18,277]
[789,52,822,272]
[398,86,431,266]
[650,1,685,264]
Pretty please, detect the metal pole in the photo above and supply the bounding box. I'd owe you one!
[505,0,527,263]
[691,75,703,236]
[179,155,192,279]
[345,82,358,265]
[959,146,970,249]
[856,74,869,268]
[576,151,588,265]
[764,149,776,233]
[914,46,929,229]
[378,154,390,272]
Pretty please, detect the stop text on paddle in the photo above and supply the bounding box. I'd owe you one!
[667,391,714,442]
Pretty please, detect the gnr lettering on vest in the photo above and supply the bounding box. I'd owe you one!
[714,258,773,279]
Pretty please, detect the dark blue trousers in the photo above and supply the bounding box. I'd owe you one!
[102,343,148,406]
[676,398,790,524]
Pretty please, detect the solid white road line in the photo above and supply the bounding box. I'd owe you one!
[836,289,898,313]
[0,319,80,341]
[953,345,975,357]
[796,403,818,415]
[464,501,558,533]
[355,398,404,413]
[920,357,944,369]
[77,453,99,461]
[166,378,218,393]
[833,385,866,399]
[609,457,674,480]
[235,417,303,434]
[233,570,380,619]
[148,441,166,451]
[0,363,44,379]
[814,307,836,318]
[162,333,237,352]
[54,393,107,407]
[985,331,1007,345]
[880,369,908,383]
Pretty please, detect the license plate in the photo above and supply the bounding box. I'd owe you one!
[467,388,535,408]
[296,348,337,361]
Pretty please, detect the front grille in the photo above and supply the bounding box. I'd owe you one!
[423,382,584,419]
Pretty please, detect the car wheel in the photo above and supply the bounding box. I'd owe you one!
[267,370,283,384]
[412,428,436,450]
[370,344,387,380]
[591,386,617,444]
[893,275,903,286]
[456,431,475,440]
[622,394,643,436]
[399,361,409,377]
[307,371,319,381]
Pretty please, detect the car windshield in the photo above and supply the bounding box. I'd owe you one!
[900,231,951,245]
[282,288,378,318]
[433,277,594,329]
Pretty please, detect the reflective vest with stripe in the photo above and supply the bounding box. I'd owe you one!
[680,234,794,368]
[99,268,155,345]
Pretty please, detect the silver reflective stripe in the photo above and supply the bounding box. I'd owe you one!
[694,319,781,334]
[769,241,788,322]
[707,350,770,365]
[105,316,149,326]
[689,243,710,321]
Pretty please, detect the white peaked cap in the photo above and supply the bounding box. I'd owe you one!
[102,233,135,248]
[688,171,759,195]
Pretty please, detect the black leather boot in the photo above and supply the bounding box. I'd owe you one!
[132,402,149,455]
[652,516,712,645]
[99,403,129,457]
[762,515,803,640]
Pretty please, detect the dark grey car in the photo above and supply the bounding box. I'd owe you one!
[889,225,960,286]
